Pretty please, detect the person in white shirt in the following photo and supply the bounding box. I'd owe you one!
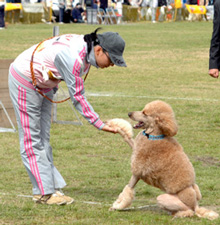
[150,0,158,22]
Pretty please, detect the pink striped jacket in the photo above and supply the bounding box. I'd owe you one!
[12,34,104,129]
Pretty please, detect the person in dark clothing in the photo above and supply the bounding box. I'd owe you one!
[158,0,166,7]
[85,0,98,9]
[100,0,108,11]
[0,0,5,29]
[71,3,85,23]
[209,0,220,78]
[187,0,198,4]
[157,0,167,22]
[123,0,131,5]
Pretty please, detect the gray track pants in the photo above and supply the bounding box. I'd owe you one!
[8,64,66,195]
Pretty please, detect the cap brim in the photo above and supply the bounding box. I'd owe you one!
[109,53,127,67]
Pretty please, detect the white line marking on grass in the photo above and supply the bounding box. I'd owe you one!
[0,192,109,206]
[58,89,219,102]
[87,93,219,102]
[80,201,106,205]
[119,204,158,211]
[18,194,33,198]
[0,192,156,209]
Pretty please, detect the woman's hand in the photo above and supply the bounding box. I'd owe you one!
[102,125,118,134]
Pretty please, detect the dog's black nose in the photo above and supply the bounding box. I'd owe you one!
[128,112,132,117]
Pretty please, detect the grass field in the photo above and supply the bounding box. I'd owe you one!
[1,21,220,224]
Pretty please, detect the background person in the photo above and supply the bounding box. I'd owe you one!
[8,28,126,205]
[63,0,73,23]
[58,0,66,23]
[187,0,198,21]
[41,0,52,24]
[195,0,210,21]
[71,2,85,23]
[115,0,123,17]
[100,0,108,11]
[150,0,158,23]
[209,0,220,78]
[157,0,167,22]
[0,0,5,29]
[138,0,150,20]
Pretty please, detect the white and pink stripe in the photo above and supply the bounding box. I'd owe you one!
[18,86,44,195]
[71,48,104,128]
[10,65,51,93]
[72,58,100,126]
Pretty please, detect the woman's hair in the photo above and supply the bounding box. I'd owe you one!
[84,28,102,55]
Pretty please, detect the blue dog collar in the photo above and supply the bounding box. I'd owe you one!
[142,131,165,140]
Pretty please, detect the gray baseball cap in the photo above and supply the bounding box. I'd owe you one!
[97,32,127,67]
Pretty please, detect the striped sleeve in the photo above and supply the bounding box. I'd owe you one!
[54,47,105,130]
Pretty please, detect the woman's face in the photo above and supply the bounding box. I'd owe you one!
[94,45,114,68]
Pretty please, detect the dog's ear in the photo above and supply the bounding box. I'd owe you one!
[156,113,178,137]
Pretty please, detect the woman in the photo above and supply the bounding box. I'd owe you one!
[8,28,127,205]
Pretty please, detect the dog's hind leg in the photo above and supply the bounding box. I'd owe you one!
[109,175,139,211]
[157,186,198,218]
[177,186,198,211]
[157,193,191,213]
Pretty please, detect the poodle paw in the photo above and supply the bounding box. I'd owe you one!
[173,210,194,218]
[109,185,135,211]
[109,200,128,211]
[105,118,133,139]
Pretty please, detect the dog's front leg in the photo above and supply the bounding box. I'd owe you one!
[123,137,134,149]
[117,129,135,150]
[109,175,139,211]
[128,175,140,188]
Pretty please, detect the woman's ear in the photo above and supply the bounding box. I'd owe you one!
[94,45,102,56]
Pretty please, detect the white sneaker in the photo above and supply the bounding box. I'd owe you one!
[32,194,41,202]
[55,190,74,205]
[33,193,67,205]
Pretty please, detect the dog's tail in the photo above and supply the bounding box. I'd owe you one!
[195,206,219,220]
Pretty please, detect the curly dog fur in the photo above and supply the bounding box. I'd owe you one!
[108,100,219,220]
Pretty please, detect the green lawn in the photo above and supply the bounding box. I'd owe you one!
[0,21,220,224]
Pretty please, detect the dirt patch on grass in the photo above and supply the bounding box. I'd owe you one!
[196,156,220,167]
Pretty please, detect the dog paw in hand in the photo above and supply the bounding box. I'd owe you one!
[105,118,133,139]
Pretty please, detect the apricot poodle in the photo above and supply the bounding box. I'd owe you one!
[107,100,218,220]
